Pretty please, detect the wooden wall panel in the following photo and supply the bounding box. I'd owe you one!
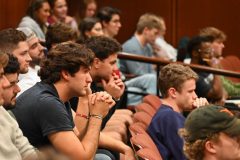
[0,0,29,30]
[97,0,173,44]
[176,0,240,57]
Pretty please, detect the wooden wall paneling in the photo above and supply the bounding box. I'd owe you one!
[97,0,173,44]
[177,0,240,57]
[0,0,30,30]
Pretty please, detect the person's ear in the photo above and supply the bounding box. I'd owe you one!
[168,87,177,98]
[93,57,101,69]
[205,140,217,154]
[61,70,70,81]
[85,31,91,38]
[143,27,149,35]
[102,21,108,28]
[192,50,199,58]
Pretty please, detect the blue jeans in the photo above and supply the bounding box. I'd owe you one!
[125,73,157,105]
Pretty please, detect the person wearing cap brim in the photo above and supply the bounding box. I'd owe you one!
[147,63,208,160]
[180,105,240,160]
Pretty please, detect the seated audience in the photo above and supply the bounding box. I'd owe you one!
[188,36,227,104]
[18,0,50,42]
[180,105,240,160]
[0,28,32,74]
[120,13,162,75]
[48,0,78,33]
[16,27,45,95]
[147,63,208,160]
[153,16,177,61]
[78,17,103,43]
[3,55,21,110]
[120,13,163,104]
[0,53,44,159]
[12,42,114,159]
[97,6,122,39]
[46,22,78,50]
[84,36,135,159]
[82,0,97,18]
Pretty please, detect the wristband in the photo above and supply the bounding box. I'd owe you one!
[89,114,103,120]
[113,97,120,102]
[76,113,89,119]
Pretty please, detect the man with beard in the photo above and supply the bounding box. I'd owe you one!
[2,55,21,110]
[0,52,44,159]
[0,28,32,74]
[16,27,45,95]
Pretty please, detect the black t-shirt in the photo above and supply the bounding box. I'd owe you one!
[195,72,212,98]
[12,82,74,147]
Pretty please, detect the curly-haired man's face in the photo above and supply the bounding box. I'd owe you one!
[67,66,92,97]
[97,53,118,81]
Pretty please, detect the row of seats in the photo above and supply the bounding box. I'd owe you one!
[128,95,162,160]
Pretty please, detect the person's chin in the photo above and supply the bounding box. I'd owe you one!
[3,101,16,110]
[20,68,29,74]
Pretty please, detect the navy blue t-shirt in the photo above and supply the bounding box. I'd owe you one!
[147,104,186,160]
[12,82,74,147]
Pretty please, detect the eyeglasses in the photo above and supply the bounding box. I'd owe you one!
[198,48,215,55]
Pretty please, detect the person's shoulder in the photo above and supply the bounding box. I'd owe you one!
[154,105,183,120]
[123,36,137,47]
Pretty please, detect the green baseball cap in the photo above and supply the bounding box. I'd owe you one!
[185,105,240,142]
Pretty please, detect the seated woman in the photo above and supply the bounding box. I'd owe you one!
[77,17,103,43]
[18,0,50,42]
[48,0,78,33]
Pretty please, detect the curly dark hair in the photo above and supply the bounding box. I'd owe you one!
[27,0,49,19]
[0,28,27,53]
[84,36,121,60]
[97,6,121,23]
[39,42,94,84]
[4,54,20,74]
[78,17,101,42]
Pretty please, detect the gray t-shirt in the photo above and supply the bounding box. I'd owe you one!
[120,36,155,75]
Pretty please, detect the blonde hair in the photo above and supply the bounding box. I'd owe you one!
[159,63,198,97]
[136,13,163,34]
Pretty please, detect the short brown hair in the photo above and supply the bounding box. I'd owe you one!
[46,23,78,50]
[39,42,94,84]
[0,28,27,54]
[159,63,198,97]
[0,52,9,68]
[136,13,163,34]
[199,27,226,42]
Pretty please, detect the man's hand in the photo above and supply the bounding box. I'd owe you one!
[193,97,209,108]
[122,146,135,160]
[88,92,115,118]
[102,72,125,100]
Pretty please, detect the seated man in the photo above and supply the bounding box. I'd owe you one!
[16,27,45,96]
[188,36,227,103]
[181,105,240,160]
[147,63,208,160]
[12,42,114,159]
[0,53,43,159]
[3,55,21,110]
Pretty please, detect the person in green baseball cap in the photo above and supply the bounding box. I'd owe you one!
[180,105,240,160]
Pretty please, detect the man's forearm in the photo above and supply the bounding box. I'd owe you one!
[81,116,102,159]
